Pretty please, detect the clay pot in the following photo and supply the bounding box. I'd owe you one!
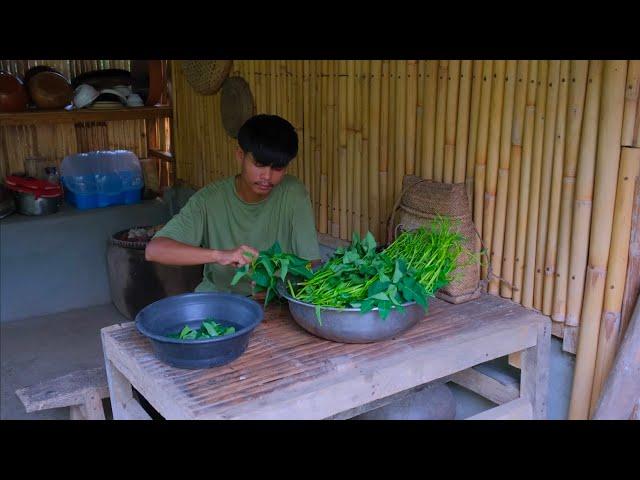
[0,71,29,112]
[27,71,73,109]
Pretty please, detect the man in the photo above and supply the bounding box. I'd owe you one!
[146,114,321,297]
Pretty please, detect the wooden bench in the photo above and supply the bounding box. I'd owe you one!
[15,367,109,420]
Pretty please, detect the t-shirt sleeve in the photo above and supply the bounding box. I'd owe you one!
[153,192,206,247]
[290,184,321,261]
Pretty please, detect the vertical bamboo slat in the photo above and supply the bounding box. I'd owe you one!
[488,60,518,296]
[473,60,494,248]
[454,60,472,184]
[328,61,339,238]
[386,61,397,233]
[354,61,363,238]
[444,60,460,183]
[621,60,640,147]
[552,61,589,322]
[415,61,425,179]
[379,61,390,238]
[512,61,539,304]
[394,61,407,205]
[500,60,529,299]
[422,61,438,181]
[318,60,328,234]
[361,61,371,237]
[338,61,348,240]
[369,61,382,241]
[522,61,549,308]
[466,60,484,207]
[569,60,628,420]
[534,61,562,310]
[619,177,640,339]
[481,60,505,279]
[433,61,448,183]
[543,60,571,315]
[589,146,640,415]
[405,60,418,177]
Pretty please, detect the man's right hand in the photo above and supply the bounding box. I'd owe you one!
[213,245,259,268]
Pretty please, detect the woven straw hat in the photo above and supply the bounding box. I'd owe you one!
[180,60,233,95]
[220,76,255,138]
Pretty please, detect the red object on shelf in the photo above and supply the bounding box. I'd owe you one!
[4,175,63,199]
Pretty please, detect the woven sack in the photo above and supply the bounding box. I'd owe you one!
[180,60,233,95]
[389,175,481,304]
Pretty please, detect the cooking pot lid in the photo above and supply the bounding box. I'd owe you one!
[5,175,63,198]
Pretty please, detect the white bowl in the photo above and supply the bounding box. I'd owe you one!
[73,84,99,109]
[126,93,144,107]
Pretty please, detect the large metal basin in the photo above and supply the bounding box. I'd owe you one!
[277,284,426,343]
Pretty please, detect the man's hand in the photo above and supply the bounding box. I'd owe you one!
[213,245,259,268]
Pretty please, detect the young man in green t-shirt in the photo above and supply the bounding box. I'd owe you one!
[146,114,321,296]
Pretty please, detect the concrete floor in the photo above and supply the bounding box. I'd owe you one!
[1,302,571,420]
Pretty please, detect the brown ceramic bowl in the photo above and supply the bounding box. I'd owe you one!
[0,71,29,112]
[27,71,73,109]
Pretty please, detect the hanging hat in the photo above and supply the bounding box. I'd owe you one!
[220,76,255,139]
[180,60,233,95]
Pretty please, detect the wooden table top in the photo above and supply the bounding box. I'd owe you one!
[101,293,548,419]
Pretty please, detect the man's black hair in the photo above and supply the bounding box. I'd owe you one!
[237,114,298,168]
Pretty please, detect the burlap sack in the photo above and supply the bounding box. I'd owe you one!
[389,175,481,304]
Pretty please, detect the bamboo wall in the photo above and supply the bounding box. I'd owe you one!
[0,60,171,178]
[173,60,639,419]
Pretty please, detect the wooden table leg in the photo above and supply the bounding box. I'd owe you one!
[103,356,151,420]
[520,318,551,419]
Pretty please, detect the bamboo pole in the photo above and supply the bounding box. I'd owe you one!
[433,60,448,183]
[534,61,561,310]
[500,60,529,299]
[303,61,312,208]
[444,60,460,183]
[421,60,438,181]
[621,60,640,147]
[489,60,518,296]
[569,60,628,420]
[542,60,570,315]
[369,60,382,242]
[338,60,348,240]
[473,60,494,248]
[379,61,390,240]
[318,60,328,234]
[415,61,425,179]
[406,60,418,178]
[354,61,363,238]
[512,61,539,304]
[466,60,484,207]
[620,177,640,339]
[589,146,640,415]
[522,61,549,308]
[394,60,407,206]
[454,60,472,184]
[481,60,505,279]
[310,61,320,224]
[387,61,397,234]
[347,61,357,238]
[361,61,371,237]
[551,61,589,321]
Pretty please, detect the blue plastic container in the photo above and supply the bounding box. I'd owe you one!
[61,151,144,210]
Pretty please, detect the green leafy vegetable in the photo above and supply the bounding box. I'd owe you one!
[167,318,236,340]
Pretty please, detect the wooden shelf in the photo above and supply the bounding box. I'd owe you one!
[0,105,173,126]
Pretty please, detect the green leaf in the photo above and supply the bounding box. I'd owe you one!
[260,256,275,276]
[224,327,236,335]
[360,298,376,313]
[370,292,390,301]
[230,265,250,286]
[278,258,289,280]
[202,321,219,337]
[252,269,270,288]
[392,260,403,283]
[399,277,428,309]
[368,281,390,297]
[363,231,377,253]
[377,300,392,320]
[178,325,193,339]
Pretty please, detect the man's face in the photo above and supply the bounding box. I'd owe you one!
[237,148,288,198]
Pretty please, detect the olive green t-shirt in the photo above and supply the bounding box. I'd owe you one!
[154,175,321,295]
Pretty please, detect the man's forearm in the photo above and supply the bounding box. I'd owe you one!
[145,237,217,266]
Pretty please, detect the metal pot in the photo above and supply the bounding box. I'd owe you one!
[14,191,61,215]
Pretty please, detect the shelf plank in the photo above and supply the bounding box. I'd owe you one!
[0,106,172,126]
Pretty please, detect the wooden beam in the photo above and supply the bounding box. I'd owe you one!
[467,397,533,420]
[0,106,172,126]
[449,367,520,405]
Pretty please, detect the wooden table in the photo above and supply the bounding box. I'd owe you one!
[101,293,551,420]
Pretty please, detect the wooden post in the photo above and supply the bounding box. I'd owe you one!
[589,147,640,415]
[569,60,628,420]
[488,60,518,296]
